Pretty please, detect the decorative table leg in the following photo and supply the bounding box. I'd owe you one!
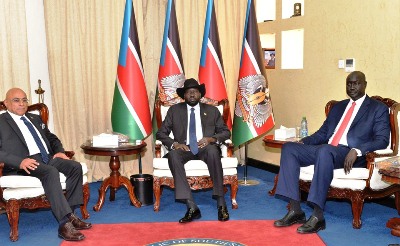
[93,177,111,211]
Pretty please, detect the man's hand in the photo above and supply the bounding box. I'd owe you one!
[173,142,190,151]
[20,158,39,174]
[53,152,69,160]
[344,149,358,174]
[198,137,215,148]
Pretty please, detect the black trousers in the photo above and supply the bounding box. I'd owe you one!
[19,155,83,221]
[167,144,224,201]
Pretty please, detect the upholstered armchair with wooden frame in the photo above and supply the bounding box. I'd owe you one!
[153,97,239,212]
[0,102,90,241]
[270,96,400,229]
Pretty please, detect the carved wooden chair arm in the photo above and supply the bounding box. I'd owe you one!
[223,140,234,157]
[366,151,396,168]
[365,151,396,187]
[64,151,75,159]
[154,141,162,158]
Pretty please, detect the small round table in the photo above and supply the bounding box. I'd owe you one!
[380,174,400,237]
[81,141,147,211]
[263,135,301,195]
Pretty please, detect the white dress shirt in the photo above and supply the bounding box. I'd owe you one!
[328,95,366,155]
[186,103,203,145]
[8,111,49,155]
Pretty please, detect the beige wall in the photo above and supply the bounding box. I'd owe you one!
[252,0,400,165]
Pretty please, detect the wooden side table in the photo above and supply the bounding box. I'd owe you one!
[263,135,301,195]
[81,141,147,211]
[380,174,400,237]
[263,134,301,148]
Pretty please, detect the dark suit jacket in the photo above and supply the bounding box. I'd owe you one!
[156,102,231,149]
[0,112,65,174]
[302,95,390,157]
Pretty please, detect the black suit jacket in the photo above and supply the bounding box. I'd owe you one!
[156,102,231,149]
[0,112,65,173]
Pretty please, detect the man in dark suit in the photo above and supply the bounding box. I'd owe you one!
[156,78,231,223]
[274,71,390,233]
[0,88,91,241]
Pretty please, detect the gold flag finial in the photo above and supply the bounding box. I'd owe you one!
[35,79,45,103]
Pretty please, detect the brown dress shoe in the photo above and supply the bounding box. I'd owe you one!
[58,222,85,241]
[69,213,92,230]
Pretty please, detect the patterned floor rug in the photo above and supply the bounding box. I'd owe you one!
[61,220,326,246]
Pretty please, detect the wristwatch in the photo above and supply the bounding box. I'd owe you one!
[171,142,178,150]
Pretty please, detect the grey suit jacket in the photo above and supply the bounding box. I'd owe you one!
[0,112,65,173]
[156,102,231,150]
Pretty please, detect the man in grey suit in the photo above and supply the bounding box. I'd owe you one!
[156,78,231,223]
[0,88,91,241]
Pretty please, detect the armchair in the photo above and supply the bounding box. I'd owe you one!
[270,96,400,229]
[0,102,90,241]
[153,97,238,212]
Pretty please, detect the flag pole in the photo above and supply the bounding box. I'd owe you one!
[138,152,142,174]
[238,142,259,186]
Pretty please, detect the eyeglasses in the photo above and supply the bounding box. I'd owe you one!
[11,98,29,104]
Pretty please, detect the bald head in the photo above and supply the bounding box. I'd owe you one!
[347,71,366,83]
[4,88,29,116]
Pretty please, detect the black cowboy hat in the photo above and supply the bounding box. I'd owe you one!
[176,78,206,99]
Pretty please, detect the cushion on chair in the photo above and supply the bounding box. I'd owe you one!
[153,168,237,177]
[3,187,47,200]
[155,140,231,158]
[2,176,88,201]
[0,163,88,188]
[300,168,367,190]
[333,168,369,179]
[299,163,391,191]
[2,175,88,201]
[153,158,238,177]
[300,165,369,180]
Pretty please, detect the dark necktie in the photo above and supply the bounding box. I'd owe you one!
[21,116,49,163]
[330,102,356,146]
[189,108,198,155]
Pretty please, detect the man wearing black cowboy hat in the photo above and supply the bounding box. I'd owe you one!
[156,78,231,223]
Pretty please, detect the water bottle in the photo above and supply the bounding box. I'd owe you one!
[300,116,308,138]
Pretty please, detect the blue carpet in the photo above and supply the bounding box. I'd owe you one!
[0,165,399,245]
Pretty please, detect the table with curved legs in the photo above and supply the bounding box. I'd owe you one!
[380,174,400,237]
[81,141,147,211]
[263,135,301,195]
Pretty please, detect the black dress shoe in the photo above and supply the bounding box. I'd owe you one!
[58,222,85,241]
[297,216,326,234]
[69,213,92,230]
[218,206,230,221]
[274,210,306,227]
[179,208,201,223]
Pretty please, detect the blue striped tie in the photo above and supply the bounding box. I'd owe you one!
[189,108,198,155]
[21,116,49,164]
